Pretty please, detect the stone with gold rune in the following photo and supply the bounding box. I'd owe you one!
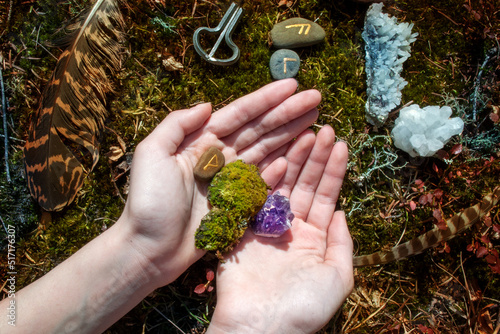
[270,18,325,49]
[194,147,225,182]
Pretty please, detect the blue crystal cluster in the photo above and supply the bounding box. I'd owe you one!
[362,3,418,126]
[250,192,294,237]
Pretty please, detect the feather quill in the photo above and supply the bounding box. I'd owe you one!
[24,0,125,211]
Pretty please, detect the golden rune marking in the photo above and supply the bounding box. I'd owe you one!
[285,23,311,35]
[283,57,297,74]
[203,155,219,170]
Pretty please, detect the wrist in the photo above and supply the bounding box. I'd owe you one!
[207,307,306,334]
[110,219,161,291]
[114,213,204,289]
[112,215,167,289]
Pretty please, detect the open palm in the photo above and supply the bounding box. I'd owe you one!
[209,126,353,333]
[119,79,322,286]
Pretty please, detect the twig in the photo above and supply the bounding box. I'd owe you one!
[0,67,11,182]
[0,214,8,235]
[0,134,25,143]
[471,47,497,121]
[346,288,400,333]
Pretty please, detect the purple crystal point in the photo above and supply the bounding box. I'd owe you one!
[251,192,294,237]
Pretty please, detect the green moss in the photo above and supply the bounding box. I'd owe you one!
[208,160,268,220]
[194,208,244,253]
[195,160,268,254]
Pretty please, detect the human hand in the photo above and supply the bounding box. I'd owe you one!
[208,126,353,334]
[116,79,321,287]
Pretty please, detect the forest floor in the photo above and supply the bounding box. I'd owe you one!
[1,0,499,333]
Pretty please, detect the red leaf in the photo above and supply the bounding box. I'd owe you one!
[489,262,500,274]
[409,200,417,211]
[427,193,434,205]
[436,219,447,230]
[450,144,463,155]
[207,286,214,292]
[433,209,442,221]
[433,189,444,200]
[194,284,206,294]
[477,246,489,258]
[467,242,476,252]
[206,269,215,281]
[481,234,491,245]
[440,242,451,254]
[485,254,497,265]
[433,209,447,230]
[417,324,434,334]
[483,216,492,227]
[493,224,500,233]
[419,194,429,205]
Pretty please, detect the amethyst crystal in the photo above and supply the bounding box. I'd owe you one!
[250,192,294,237]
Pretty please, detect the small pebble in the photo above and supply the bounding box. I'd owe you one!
[193,147,225,182]
[269,49,300,80]
[270,18,326,49]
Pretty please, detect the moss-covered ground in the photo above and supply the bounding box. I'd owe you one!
[1,0,499,332]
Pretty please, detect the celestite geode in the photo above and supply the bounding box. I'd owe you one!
[250,192,294,237]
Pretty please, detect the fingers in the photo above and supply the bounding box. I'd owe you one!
[256,142,291,172]
[274,130,316,197]
[236,108,319,164]
[259,157,288,190]
[306,140,348,230]
[289,126,336,221]
[144,103,212,155]
[206,79,299,138]
[324,211,354,293]
[222,89,321,154]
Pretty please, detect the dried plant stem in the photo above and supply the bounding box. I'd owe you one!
[471,47,497,121]
[142,299,186,334]
[0,67,11,182]
[8,0,13,24]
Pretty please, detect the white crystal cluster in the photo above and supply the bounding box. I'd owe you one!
[362,3,418,126]
[391,105,464,157]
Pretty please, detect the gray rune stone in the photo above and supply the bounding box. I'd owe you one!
[269,49,300,80]
[270,18,325,49]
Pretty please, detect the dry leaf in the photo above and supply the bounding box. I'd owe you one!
[163,56,183,71]
[107,146,124,162]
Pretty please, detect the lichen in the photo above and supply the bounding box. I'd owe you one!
[195,160,269,254]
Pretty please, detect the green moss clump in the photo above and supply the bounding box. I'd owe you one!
[195,160,269,254]
[208,160,268,219]
[194,208,244,253]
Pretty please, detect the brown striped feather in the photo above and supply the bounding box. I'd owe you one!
[24,0,124,211]
[353,186,500,267]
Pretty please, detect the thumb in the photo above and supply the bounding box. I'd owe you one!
[324,210,354,289]
[148,103,213,155]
